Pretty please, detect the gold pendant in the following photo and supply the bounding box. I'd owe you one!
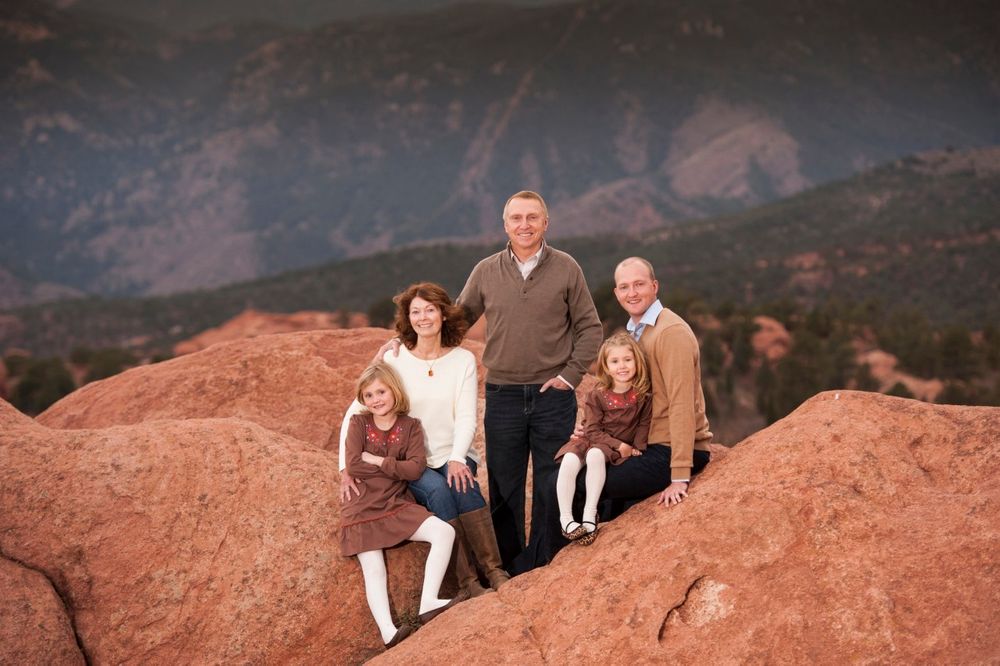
[428,369,434,377]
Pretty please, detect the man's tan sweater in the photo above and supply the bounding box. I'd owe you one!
[457,244,602,387]
[640,307,713,482]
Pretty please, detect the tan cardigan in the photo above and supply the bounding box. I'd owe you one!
[639,307,713,482]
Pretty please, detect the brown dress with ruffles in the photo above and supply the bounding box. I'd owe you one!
[339,413,433,556]
[554,388,652,465]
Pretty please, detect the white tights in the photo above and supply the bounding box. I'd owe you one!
[356,516,455,644]
[556,448,607,533]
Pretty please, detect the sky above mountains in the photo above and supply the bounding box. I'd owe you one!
[48,0,564,31]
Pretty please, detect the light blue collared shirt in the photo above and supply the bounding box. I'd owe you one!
[626,299,663,342]
[510,241,546,279]
[626,298,691,482]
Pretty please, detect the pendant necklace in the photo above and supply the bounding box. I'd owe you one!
[419,348,442,377]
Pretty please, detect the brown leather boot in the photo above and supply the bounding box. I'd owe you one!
[447,518,490,598]
[458,507,511,590]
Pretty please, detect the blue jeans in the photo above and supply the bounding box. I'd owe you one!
[408,457,486,522]
[483,383,577,568]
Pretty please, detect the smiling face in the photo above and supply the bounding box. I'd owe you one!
[361,378,396,417]
[614,260,659,323]
[408,296,443,341]
[604,345,637,389]
[503,196,548,260]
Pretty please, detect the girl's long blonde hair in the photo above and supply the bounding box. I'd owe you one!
[355,362,410,415]
[594,332,650,396]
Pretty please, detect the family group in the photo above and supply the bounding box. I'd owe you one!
[335,191,712,648]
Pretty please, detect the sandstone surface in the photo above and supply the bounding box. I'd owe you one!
[0,556,84,665]
[857,348,944,402]
[172,308,363,356]
[0,398,432,664]
[751,315,791,362]
[40,328,452,451]
[374,391,1000,664]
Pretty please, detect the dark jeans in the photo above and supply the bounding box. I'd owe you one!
[408,457,487,522]
[483,382,577,569]
[510,444,710,574]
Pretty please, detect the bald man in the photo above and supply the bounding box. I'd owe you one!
[512,256,711,572]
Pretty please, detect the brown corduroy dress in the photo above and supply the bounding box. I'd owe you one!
[339,413,432,556]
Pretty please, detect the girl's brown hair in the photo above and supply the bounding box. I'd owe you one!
[393,282,469,350]
[594,332,650,396]
[356,362,410,415]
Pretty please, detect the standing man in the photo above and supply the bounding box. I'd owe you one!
[458,191,603,569]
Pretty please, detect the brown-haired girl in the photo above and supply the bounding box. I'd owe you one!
[553,332,652,545]
[339,362,465,648]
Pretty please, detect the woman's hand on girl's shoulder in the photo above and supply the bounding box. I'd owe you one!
[372,338,401,363]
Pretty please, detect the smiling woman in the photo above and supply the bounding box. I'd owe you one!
[338,282,510,597]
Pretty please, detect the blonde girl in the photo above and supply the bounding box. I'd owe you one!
[339,363,466,648]
[553,332,652,545]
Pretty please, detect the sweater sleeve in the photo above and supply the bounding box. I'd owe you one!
[380,419,427,481]
[457,262,486,327]
[337,399,365,472]
[344,416,384,479]
[559,261,603,387]
[655,326,698,482]
[581,391,625,452]
[448,353,478,463]
[632,396,653,452]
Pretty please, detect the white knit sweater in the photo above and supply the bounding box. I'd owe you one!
[339,346,480,470]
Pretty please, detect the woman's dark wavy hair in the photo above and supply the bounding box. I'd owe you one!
[393,282,469,350]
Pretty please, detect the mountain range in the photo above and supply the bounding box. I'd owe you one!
[3,146,997,357]
[2,0,999,306]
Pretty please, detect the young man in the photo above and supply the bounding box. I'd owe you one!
[607,256,712,507]
[513,256,712,572]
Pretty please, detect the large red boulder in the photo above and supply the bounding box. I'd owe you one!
[39,328,409,450]
[172,308,361,356]
[372,391,1000,664]
[0,398,430,664]
[0,556,84,665]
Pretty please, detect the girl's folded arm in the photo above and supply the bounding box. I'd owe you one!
[344,416,384,479]
[380,420,427,481]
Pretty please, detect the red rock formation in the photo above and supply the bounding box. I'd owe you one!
[41,328,426,450]
[372,392,1000,663]
[751,315,791,362]
[0,557,84,665]
[856,348,943,402]
[0,398,431,664]
[172,308,353,356]
[23,328,998,662]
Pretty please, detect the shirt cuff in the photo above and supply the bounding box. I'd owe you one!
[556,374,575,390]
[671,467,692,483]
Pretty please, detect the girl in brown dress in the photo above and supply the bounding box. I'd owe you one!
[554,332,652,546]
[339,363,465,648]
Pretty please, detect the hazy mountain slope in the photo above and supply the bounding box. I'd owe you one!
[3,147,997,356]
[54,0,560,33]
[3,0,998,304]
